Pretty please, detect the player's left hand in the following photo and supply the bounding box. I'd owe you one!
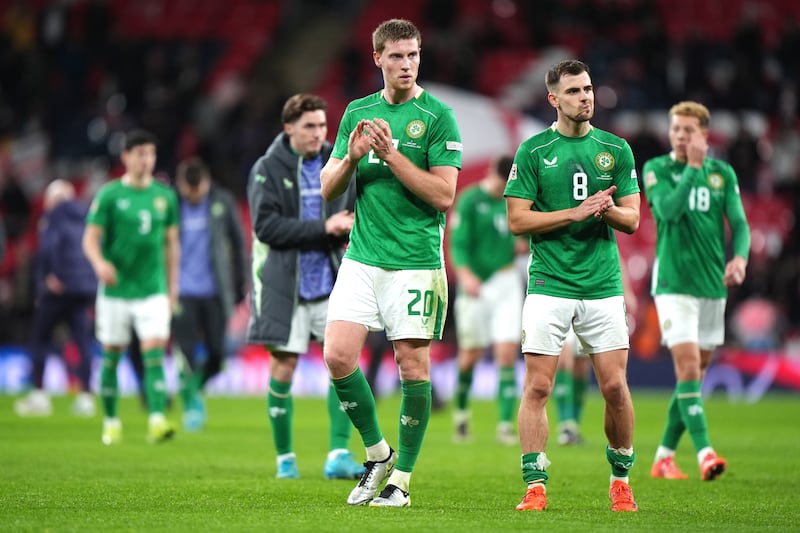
[723,255,747,287]
[169,287,179,312]
[364,118,393,161]
[45,273,65,295]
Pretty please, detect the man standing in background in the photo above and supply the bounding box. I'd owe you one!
[644,101,750,481]
[247,93,363,481]
[449,154,523,446]
[83,129,179,445]
[172,157,247,431]
[15,179,97,417]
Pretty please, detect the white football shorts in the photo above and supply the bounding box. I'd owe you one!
[268,298,329,355]
[454,267,523,348]
[521,294,628,356]
[95,293,171,345]
[654,294,726,350]
[327,258,448,341]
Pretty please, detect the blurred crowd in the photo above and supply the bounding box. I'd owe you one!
[0,0,798,354]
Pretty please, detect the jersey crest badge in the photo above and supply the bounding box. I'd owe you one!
[707,173,724,190]
[509,164,518,180]
[644,171,657,188]
[406,120,426,139]
[595,152,615,172]
[153,197,167,212]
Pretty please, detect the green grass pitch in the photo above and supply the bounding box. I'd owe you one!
[1,391,798,532]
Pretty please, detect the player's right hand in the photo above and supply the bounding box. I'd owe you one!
[574,186,615,221]
[686,135,707,168]
[95,260,117,286]
[325,210,354,237]
[457,268,482,298]
[347,120,373,161]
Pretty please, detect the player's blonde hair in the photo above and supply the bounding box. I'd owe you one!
[372,19,421,54]
[669,101,711,128]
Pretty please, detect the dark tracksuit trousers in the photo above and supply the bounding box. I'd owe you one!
[29,292,95,392]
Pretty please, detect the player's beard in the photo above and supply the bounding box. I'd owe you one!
[564,106,593,124]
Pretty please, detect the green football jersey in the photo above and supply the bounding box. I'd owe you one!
[331,89,462,269]
[504,124,639,299]
[643,154,750,298]
[449,184,515,281]
[87,179,179,299]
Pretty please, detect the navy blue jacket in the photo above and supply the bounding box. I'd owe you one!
[35,199,97,297]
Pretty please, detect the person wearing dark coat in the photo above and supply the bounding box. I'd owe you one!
[15,180,98,417]
[246,93,362,480]
[171,157,247,431]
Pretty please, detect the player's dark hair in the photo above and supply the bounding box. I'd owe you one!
[545,60,590,92]
[124,129,158,151]
[373,19,421,54]
[177,157,209,187]
[495,155,514,181]
[281,93,327,124]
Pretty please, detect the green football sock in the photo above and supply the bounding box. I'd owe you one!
[659,390,686,450]
[497,366,517,424]
[521,452,550,484]
[142,348,168,414]
[268,378,293,455]
[554,369,575,423]
[100,350,122,417]
[178,366,202,412]
[455,368,473,411]
[677,380,711,451]
[327,383,353,451]
[606,446,636,477]
[396,380,431,473]
[573,374,587,423]
[331,367,383,447]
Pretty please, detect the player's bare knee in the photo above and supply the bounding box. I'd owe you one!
[599,379,629,406]
[523,378,552,404]
[323,347,356,378]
